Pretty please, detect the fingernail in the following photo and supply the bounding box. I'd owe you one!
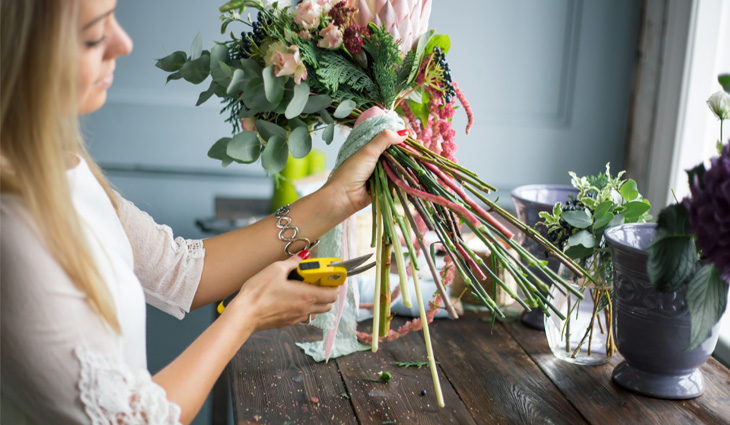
[397,129,408,136]
[297,249,311,260]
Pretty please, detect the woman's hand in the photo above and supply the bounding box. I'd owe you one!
[226,255,339,332]
[324,129,409,216]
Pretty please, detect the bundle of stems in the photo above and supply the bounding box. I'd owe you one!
[365,136,591,406]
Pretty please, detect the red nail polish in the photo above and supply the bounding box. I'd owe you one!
[297,249,311,260]
[397,129,408,136]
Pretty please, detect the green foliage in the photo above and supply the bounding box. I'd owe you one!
[538,164,652,266]
[362,25,410,108]
[686,265,728,350]
[315,50,376,102]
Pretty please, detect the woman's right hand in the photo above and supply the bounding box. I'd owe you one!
[226,254,339,332]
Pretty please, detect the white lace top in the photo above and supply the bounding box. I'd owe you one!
[1,157,205,424]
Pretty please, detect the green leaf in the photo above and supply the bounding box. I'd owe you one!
[592,212,614,232]
[210,44,232,83]
[227,69,247,95]
[333,99,356,119]
[619,179,639,202]
[190,32,203,60]
[179,52,210,84]
[302,95,332,114]
[425,34,451,55]
[686,265,728,350]
[288,126,312,158]
[255,119,287,141]
[594,200,613,220]
[608,213,625,228]
[226,131,261,163]
[655,203,691,236]
[719,73,730,93]
[241,78,277,111]
[648,235,697,292]
[155,51,187,72]
[262,136,289,174]
[621,200,652,221]
[285,82,310,119]
[323,122,335,145]
[567,230,597,249]
[408,30,435,83]
[207,137,231,161]
[240,58,263,79]
[210,44,229,66]
[166,71,183,84]
[196,81,217,106]
[288,118,307,129]
[562,210,592,229]
[262,65,285,104]
[686,163,706,191]
[319,109,334,125]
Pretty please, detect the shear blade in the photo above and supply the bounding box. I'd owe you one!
[346,261,376,276]
[329,253,373,272]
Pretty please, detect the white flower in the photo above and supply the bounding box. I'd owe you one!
[707,90,730,120]
[261,0,291,9]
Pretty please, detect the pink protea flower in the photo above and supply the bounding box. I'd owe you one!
[354,0,432,53]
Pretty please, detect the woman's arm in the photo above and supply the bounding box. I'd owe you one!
[191,129,406,309]
[153,254,338,425]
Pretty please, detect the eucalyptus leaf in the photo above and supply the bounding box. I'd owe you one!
[166,71,183,84]
[242,78,277,111]
[262,135,289,174]
[620,179,639,202]
[207,137,231,161]
[302,95,332,114]
[196,81,217,106]
[240,58,263,79]
[226,131,261,163]
[285,82,310,119]
[227,69,247,95]
[190,32,203,60]
[255,119,287,141]
[323,122,335,145]
[288,126,312,158]
[288,118,306,129]
[262,65,285,104]
[333,99,356,119]
[211,44,229,66]
[685,265,728,350]
[562,210,592,229]
[319,109,334,124]
[179,52,210,85]
[155,51,187,72]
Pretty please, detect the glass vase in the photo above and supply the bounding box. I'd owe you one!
[544,262,615,365]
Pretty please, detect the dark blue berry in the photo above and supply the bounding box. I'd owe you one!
[421,390,427,396]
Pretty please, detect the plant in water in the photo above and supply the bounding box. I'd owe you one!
[538,164,652,359]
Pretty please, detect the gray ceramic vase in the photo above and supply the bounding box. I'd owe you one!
[511,185,579,330]
[605,223,721,399]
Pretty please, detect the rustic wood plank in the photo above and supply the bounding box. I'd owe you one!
[503,320,730,425]
[229,324,357,425]
[427,313,587,424]
[336,317,478,425]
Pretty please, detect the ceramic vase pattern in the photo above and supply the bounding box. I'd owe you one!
[605,223,721,399]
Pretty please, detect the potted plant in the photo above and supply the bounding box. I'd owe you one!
[538,166,651,364]
[605,74,730,398]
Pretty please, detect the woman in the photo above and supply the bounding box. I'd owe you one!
[0,0,405,423]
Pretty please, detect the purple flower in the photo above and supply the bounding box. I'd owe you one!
[686,142,730,281]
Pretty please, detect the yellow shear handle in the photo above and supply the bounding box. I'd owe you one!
[290,258,348,287]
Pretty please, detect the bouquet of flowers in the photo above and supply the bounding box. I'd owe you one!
[648,74,730,351]
[157,0,587,406]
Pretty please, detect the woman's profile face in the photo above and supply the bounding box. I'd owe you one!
[78,0,133,115]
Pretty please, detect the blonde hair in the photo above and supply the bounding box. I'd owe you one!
[1,0,121,332]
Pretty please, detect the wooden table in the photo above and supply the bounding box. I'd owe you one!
[226,312,730,424]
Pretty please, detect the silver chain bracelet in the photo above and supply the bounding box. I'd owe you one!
[275,205,319,256]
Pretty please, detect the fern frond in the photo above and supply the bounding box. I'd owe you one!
[316,50,377,96]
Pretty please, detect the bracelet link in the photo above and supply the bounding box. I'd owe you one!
[275,205,319,256]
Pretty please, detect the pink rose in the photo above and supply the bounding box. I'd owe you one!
[294,0,322,30]
[240,117,256,132]
[317,22,343,49]
[317,0,335,14]
[266,42,308,84]
[298,30,312,40]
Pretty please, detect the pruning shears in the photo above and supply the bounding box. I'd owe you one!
[216,254,375,314]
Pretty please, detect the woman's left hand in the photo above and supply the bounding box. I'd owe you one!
[324,128,409,216]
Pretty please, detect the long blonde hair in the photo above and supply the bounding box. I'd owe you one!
[1,0,121,332]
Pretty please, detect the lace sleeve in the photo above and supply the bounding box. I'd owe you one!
[0,199,182,425]
[115,193,205,319]
[75,346,181,425]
